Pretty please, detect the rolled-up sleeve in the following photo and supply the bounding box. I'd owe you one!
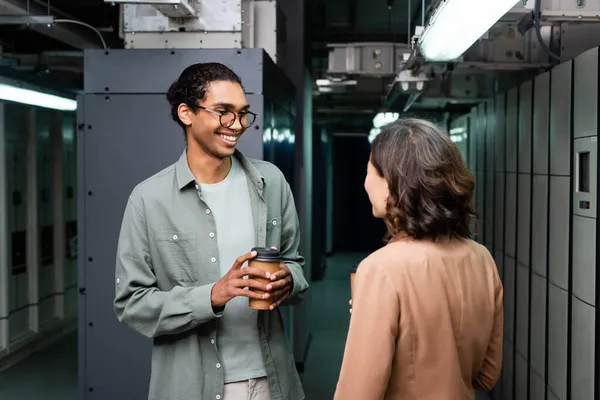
[279,183,309,305]
[334,262,399,400]
[114,196,221,339]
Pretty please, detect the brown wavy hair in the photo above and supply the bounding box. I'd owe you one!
[370,118,476,242]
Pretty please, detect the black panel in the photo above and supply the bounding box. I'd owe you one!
[40,225,54,267]
[11,230,26,275]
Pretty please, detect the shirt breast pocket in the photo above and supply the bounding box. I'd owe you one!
[156,231,198,282]
[266,216,282,249]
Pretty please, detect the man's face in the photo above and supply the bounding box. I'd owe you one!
[178,80,250,159]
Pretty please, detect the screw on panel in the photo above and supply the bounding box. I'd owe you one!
[576,0,585,6]
[87,125,92,130]
[79,288,86,295]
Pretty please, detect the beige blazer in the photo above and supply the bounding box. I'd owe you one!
[334,237,503,400]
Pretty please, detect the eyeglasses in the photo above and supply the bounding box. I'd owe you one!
[198,106,257,129]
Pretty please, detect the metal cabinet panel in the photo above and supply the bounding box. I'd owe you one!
[548,283,568,400]
[531,175,548,277]
[81,94,181,399]
[573,137,597,219]
[477,103,487,172]
[506,88,519,173]
[519,80,533,173]
[495,173,505,252]
[530,274,547,380]
[548,176,571,290]
[573,47,598,139]
[515,353,528,400]
[477,171,485,241]
[570,296,595,400]
[516,263,529,357]
[517,174,531,267]
[533,72,550,175]
[572,215,596,305]
[530,370,546,400]
[502,341,514,400]
[504,256,515,343]
[485,99,495,174]
[469,113,477,173]
[84,48,265,94]
[505,173,517,257]
[485,170,495,247]
[496,250,504,281]
[495,94,506,172]
[550,61,573,176]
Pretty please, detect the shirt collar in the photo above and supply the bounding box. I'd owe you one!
[175,148,264,190]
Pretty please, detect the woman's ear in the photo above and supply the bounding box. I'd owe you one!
[383,180,390,202]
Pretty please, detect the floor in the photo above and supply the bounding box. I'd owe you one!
[0,253,491,400]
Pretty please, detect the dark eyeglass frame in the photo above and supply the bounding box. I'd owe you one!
[198,105,257,129]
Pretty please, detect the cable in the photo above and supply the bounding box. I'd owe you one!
[533,0,560,61]
[53,19,108,50]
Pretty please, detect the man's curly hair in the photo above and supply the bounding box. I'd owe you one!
[370,118,476,242]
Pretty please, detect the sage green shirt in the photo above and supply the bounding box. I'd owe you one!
[114,149,309,400]
[199,156,266,382]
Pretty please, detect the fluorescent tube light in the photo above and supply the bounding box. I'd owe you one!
[0,83,77,111]
[419,0,519,61]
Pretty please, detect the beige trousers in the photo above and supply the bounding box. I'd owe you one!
[223,377,272,400]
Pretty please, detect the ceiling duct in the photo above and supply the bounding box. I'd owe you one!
[106,0,197,18]
[327,42,413,76]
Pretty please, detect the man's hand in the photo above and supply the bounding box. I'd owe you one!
[211,250,273,309]
[266,262,293,310]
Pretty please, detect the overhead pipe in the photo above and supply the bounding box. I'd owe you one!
[0,0,104,49]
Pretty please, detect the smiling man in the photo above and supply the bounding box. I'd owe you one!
[113,62,309,400]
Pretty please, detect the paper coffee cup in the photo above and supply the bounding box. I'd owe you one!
[350,264,358,300]
[248,247,282,310]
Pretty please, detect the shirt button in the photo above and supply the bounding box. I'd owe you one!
[211,339,215,344]
[195,184,199,190]
[216,363,221,369]
[172,234,178,240]
[216,396,221,400]
[209,232,215,238]
[272,220,277,226]
[206,209,211,214]
[211,257,217,263]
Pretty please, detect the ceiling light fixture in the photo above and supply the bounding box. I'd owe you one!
[419,0,519,61]
[0,83,77,111]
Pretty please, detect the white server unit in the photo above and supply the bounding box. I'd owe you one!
[570,46,598,400]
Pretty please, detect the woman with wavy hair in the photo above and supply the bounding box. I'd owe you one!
[334,119,503,400]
